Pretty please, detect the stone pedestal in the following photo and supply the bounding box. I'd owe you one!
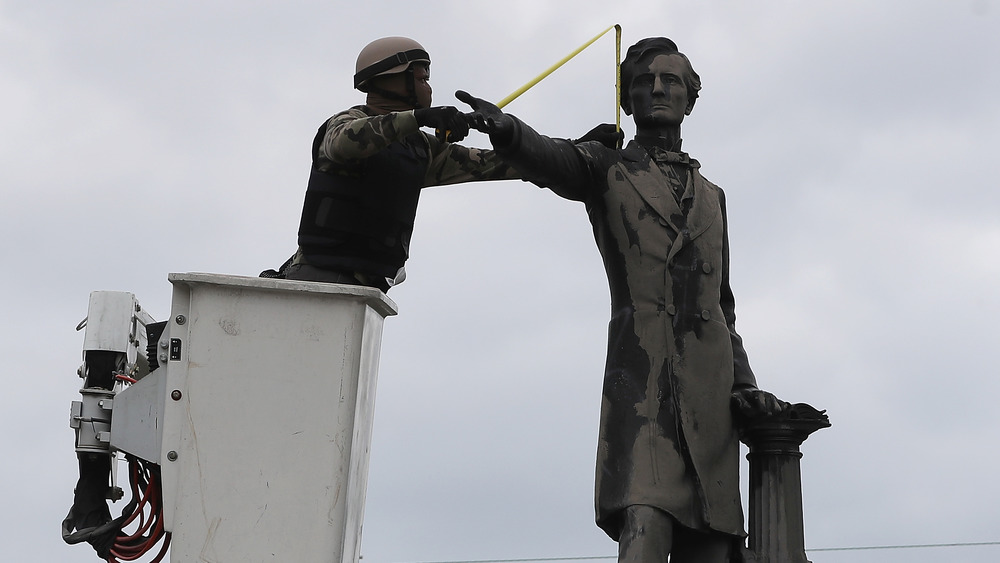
[738,404,830,563]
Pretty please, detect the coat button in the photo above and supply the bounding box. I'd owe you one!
[702,262,712,274]
[666,304,677,315]
[701,310,711,321]
[658,217,669,227]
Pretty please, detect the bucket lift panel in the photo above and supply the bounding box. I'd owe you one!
[159,273,396,563]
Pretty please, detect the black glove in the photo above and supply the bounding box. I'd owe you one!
[455,90,515,145]
[413,106,470,142]
[574,123,623,149]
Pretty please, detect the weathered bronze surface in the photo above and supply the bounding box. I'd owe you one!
[738,404,830,563]
[460,37,822,562]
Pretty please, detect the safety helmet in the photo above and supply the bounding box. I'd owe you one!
[354,37,431,91]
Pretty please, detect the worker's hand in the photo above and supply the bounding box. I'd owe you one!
[413,106,470,143]
[574,123,623,149]
[731,388,790,418]
[455,90,514,145]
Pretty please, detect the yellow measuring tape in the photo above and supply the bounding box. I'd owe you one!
[497,24,622,133]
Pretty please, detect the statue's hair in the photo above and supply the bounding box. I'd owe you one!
[620,37,701,115]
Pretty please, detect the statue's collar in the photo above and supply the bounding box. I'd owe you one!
[622,139,698,169]
[635,133,683,152]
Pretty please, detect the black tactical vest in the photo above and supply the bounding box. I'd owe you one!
[297,119,428,278]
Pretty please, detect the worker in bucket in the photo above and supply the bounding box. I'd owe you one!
[269,36,615,291]
[268,36,508,290]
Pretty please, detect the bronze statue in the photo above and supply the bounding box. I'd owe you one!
[459,37,786,562]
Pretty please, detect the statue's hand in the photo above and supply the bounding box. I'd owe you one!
[731,388,790,418]
[574,123,623,149]
[455,90,514,145]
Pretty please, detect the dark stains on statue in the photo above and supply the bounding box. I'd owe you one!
[621,203,642,249]
[600,247,649,510]
[655,359,684,450]
[670,239,707,354]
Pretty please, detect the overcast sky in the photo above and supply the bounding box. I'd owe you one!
[3,1,999,562]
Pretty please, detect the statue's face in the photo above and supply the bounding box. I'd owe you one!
[628,54,693,129]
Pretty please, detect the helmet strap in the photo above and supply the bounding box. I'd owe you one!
[364,67,421,112]
[365,85,418,113]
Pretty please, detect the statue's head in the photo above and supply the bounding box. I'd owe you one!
[620,37,701,119]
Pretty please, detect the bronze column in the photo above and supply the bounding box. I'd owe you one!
[738,404,830,563]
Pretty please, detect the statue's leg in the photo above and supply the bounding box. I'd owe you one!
[670,526,734,563]
[617,505,673,563]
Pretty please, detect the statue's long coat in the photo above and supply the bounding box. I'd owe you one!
[498,122,758,539]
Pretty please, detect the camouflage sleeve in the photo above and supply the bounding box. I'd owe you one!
[422,133,520,187]
[318,107,421,164]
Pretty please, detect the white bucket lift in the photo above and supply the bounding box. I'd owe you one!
[81,273,396,563]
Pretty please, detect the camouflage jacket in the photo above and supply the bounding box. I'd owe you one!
[294,105,516,278]
[317,105,516,186]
